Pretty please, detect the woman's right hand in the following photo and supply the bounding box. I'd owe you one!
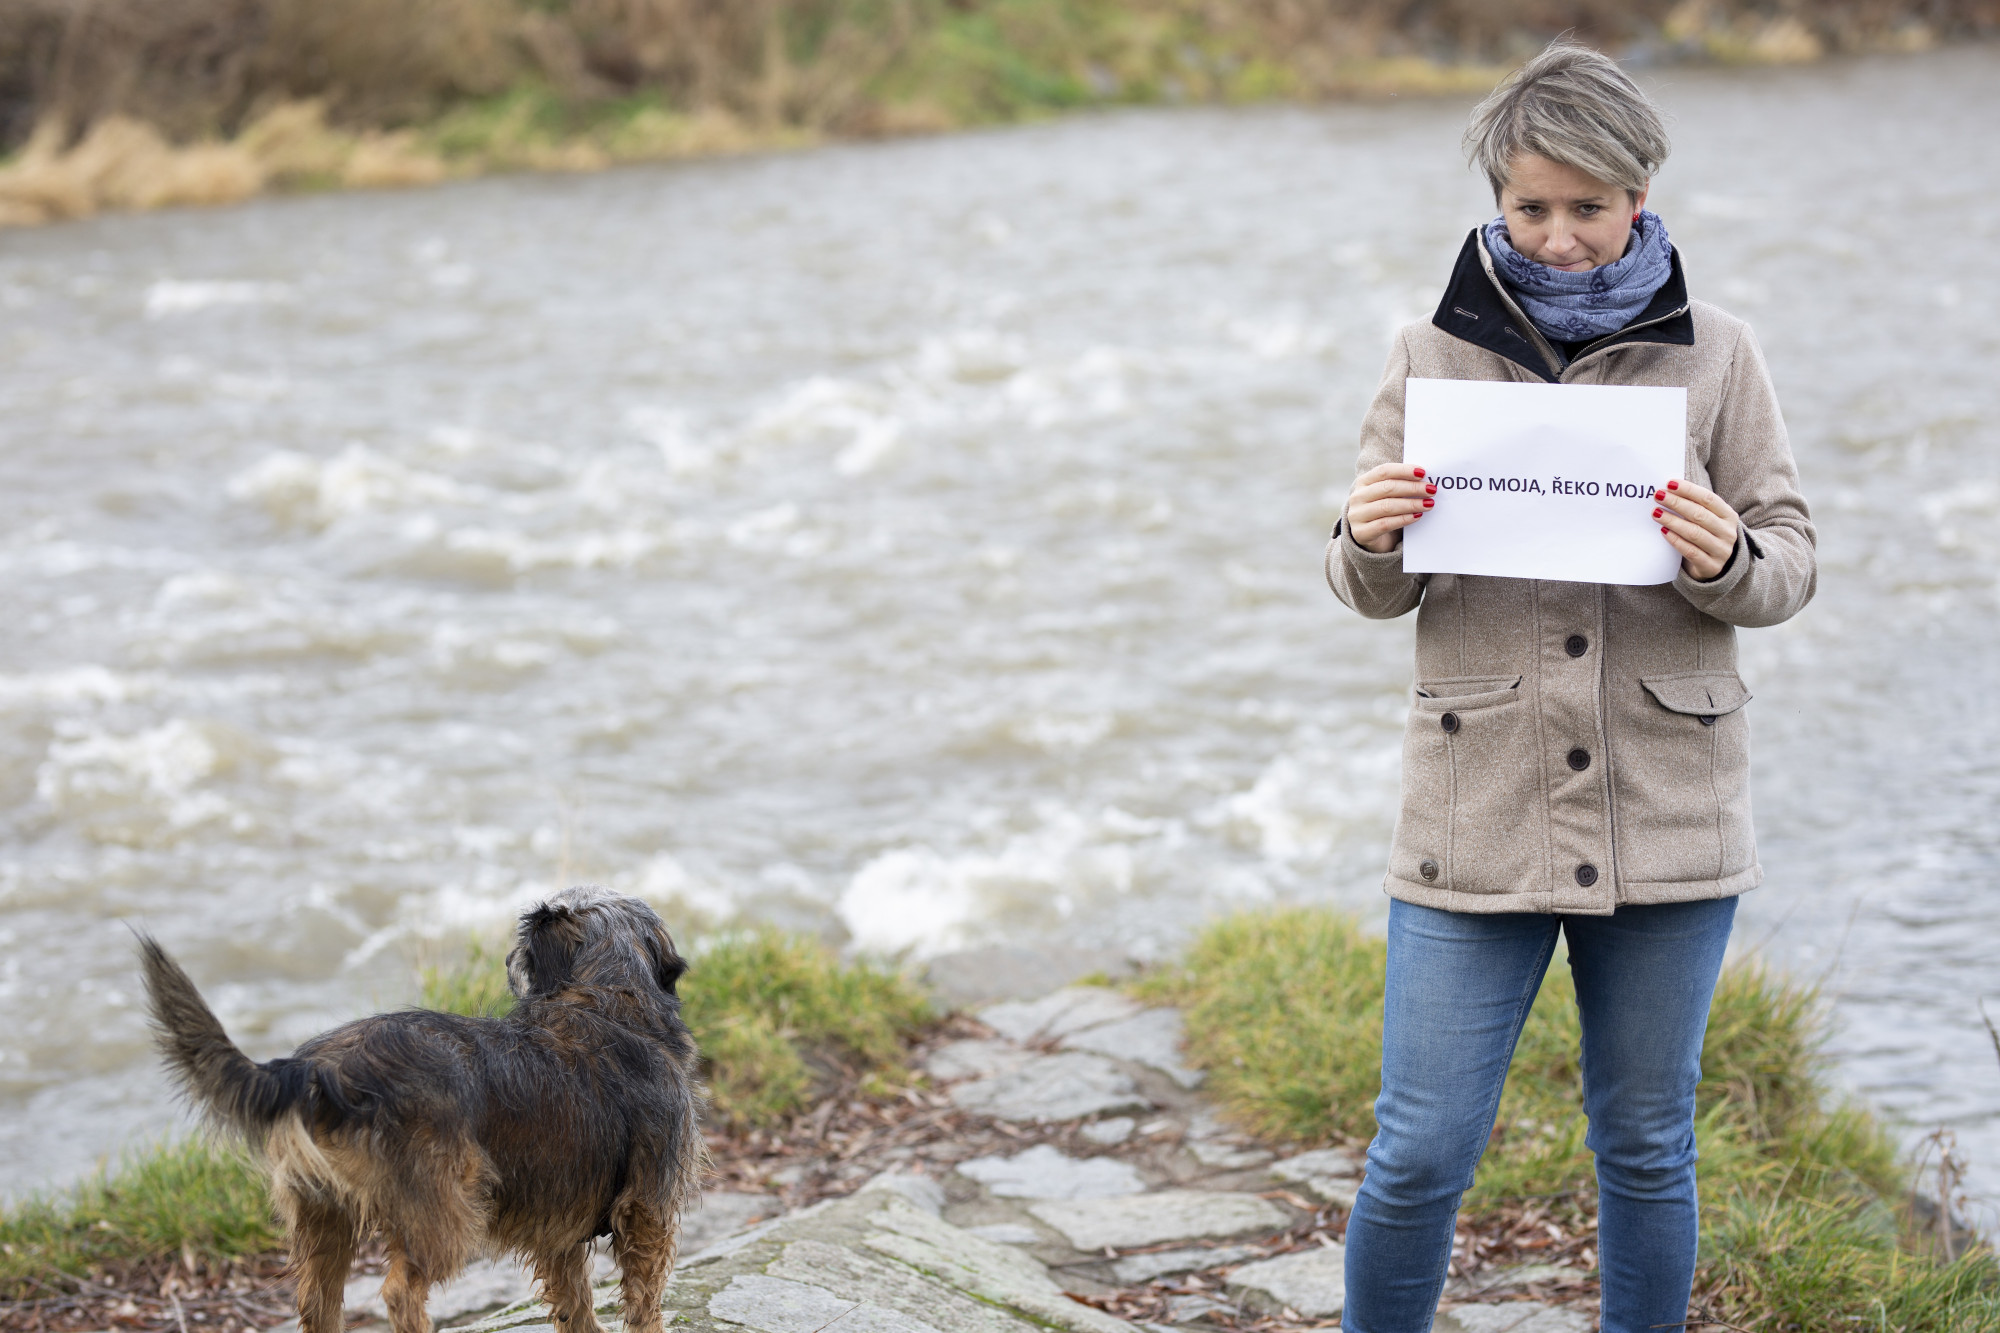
[1346,462,1435,553]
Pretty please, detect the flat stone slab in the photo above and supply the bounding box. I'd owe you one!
[1027,1190,1289,1251]
[964,1223,1045,1245]
[1109,1245,1260,1284]
[1187,1142,1272,1169]
[924,1039,1035,1082]
[450,1174,1126,1333]
[1163,1294,1234,1323]
[956,1145,1146,1200]
[1268,1148,1361,1181]
[1059,1008,1203,1089]
[1268,1148,1363,1208]
[1079,1117,1134,1146]
[686,1193,786,1255]
[1436,1303,1594,1333]
[1226,1246,1346,1318]
[981,988,1143,1043]
[347,1258,537,1324]
[947,1051,1152,1122]
[710,1273,941,1333]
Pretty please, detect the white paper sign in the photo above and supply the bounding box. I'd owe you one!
[1399,378,1687,586]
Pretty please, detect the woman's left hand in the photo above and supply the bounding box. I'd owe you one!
[1653,480,1741,581]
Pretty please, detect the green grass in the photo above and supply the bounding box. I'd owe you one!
[0,1138,279,1299]
[1137,906,2000,1328]
[421,927,932,1128]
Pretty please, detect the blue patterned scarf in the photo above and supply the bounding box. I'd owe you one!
[1482,209,1674,342]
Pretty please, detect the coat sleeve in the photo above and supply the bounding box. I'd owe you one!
[1672,322,1817,627]
[1326,328,1429,620]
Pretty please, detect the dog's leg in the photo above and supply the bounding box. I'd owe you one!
[532,1243,605,1333]
[380,1240,438,1333]
[610,1202,676,1333]
[290,1193,358,1333]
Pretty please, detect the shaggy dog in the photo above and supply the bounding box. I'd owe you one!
[138,887,704,1333]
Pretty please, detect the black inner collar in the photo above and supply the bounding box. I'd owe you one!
[1430,228,1694,383]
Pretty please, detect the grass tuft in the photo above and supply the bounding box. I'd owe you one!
[422,926,932,1128]
[1140,905,1999,1327]
[0,1138,278,1299]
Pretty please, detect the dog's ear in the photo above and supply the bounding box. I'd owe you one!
[649,928,687,997]
[512,901,583,998]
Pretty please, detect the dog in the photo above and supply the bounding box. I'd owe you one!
[138,887,704,1333]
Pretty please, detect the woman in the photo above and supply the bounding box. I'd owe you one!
[1325,41,1815,1332]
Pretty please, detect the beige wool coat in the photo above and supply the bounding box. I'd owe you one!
[1327,231,1816,915]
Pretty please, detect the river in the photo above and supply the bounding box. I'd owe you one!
[2,46,1996,1220]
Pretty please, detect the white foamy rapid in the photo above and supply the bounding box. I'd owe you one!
[2,51,1999,1224]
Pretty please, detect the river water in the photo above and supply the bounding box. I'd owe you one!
[3,47,1997,1217]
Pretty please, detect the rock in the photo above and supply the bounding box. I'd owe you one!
[980,988,1142,1044]
[1080,1117,1134,1146]
[1183,1109,1228,1141]
[768,1239,1021,1333]
[685,1193,786,1255]
[1026,1190,1289,1250]
[1267,1148,1363,1208]
[948,1052,1152,1122]
[1163,1295,1234,1323]
[1435,1303,1594,1333]
[856,1172,947,1216]
[925,1039,1034,1082]
[346,1258,536,1324]
[965,1223,1045,1245]
[1109,1245,1259,1284]
[956,1145,1146,1200]
[1268,1148,1361,1182]
[859,1196,1131,1333]
[1226,1246,1346,1318]
[445,1183,1137,1333]
[1187,1142,1271,1169]
[709,1274,942,1333]
[1060,1009,1204,1089]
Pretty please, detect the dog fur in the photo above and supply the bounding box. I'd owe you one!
[138,887,704,1333]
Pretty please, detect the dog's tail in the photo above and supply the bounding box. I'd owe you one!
[138,934,312,1143]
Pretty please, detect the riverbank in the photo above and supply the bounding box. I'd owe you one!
[1,0,1991,227]
[3,910,1994,1331]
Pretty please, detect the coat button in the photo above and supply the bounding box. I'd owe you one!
[1565,634,1588,657]
[1575,863,1599,887]
[1419,859,1439,882]
[1567,747,1591,771]
[1699,715,1716,727]
[1440,712,1460,734]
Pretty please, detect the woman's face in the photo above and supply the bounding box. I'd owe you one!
[1498,154,1648,271]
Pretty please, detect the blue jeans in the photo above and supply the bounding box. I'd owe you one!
[1341,896,1737,1333]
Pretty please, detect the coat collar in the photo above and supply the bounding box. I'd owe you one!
[1429,227,1695,383]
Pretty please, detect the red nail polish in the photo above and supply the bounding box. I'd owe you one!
[1423,498,1434,508]
[1425,484,1437,495]
[1653,508,1663,518]
[1654,490,1666,501]
[1667,480,1679,491]
[1411,467,1426,479]
[1661,526,1670,534]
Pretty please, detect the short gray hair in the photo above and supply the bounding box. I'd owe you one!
[1464,40,1670,200]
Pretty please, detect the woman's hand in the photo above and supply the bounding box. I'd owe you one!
[1654,479,1740,581]
[1347,462,1435,553]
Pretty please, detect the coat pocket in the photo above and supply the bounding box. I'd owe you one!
[1393,676,1536,894]
[1615,671,1754,884]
